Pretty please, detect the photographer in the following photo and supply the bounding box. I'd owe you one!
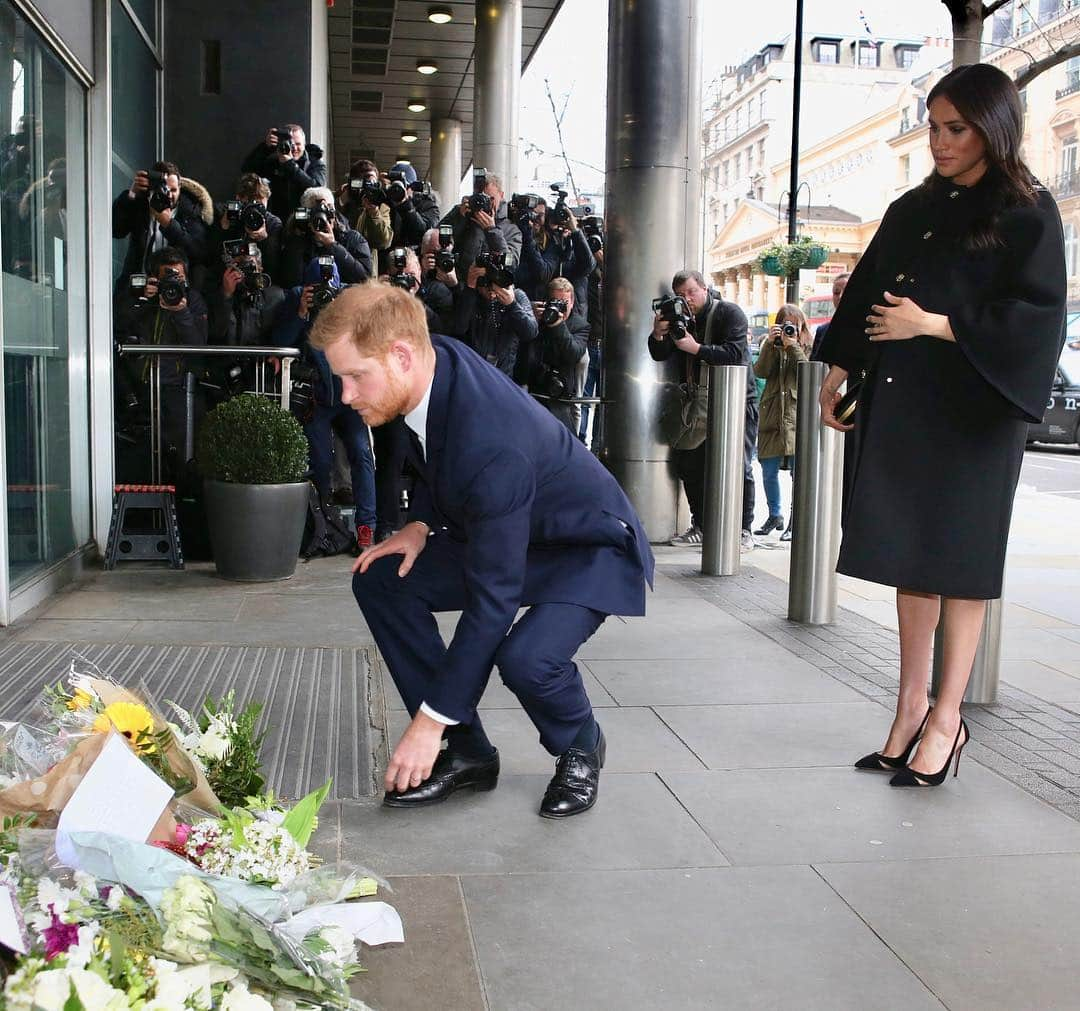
[112,160,212,291]
[527,277,589,433]
[273,259,377,548]
[112,246,209,483]
[383,161,440,254]
[207,244,284,346]
[753,305,811,541]
[389,242,454,336]
[649,269,758,550]
[338,158,392,252]
[537,199,596,310]
[440,169,522,276]
[207,173,283,285]
[279,187,372,289]
[241,124,327,223]
[453,256,537,378]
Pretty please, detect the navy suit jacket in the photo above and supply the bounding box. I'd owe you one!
[402,333,655,722]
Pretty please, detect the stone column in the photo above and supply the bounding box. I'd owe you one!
[429,118,463,210]
[473,0,521,194]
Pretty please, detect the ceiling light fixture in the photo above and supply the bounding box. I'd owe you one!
[416,60,438,75]
[406,98,427,112]
[427,6,453,24]
[401,132,418,143]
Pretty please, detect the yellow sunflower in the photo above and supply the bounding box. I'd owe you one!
[66,687,94,711]
[92,702,156,752]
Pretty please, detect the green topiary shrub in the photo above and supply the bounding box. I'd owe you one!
[197,394,309,484]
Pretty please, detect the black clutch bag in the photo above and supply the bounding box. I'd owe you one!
[834,375,863,425]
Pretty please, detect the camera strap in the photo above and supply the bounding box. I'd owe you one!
[688,300,720,390]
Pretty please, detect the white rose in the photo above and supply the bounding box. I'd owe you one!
[31,969,127,1011]
[316,925,356,966]
[197,724,231,761]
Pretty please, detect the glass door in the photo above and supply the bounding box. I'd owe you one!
[0,0,90,599]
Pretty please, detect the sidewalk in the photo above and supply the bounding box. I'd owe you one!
[2,481,1080,1008]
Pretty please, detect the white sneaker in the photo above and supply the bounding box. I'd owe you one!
[741,530,755,552]
[670,525,703,546]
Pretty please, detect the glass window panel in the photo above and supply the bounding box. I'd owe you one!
[122,0,157,47]
[0,0,90,589]
[110,0,158,281]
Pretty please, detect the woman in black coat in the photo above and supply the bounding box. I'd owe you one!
[818,64,1066,787]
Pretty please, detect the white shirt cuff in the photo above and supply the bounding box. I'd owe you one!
[419,702,459,726]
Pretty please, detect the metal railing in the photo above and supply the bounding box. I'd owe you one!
[1057,76,1080,100]
[115,344,300,484]
[1050,171,1080,200]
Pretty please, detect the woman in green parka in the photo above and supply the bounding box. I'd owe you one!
[753,304,812,540]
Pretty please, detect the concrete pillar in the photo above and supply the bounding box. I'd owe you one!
[736,266,751,310]
[473,0,521,194]
[603,0,703,540]
[766,274,782,313]
[751,270,765,310]
[430,118,463,211]
[724,271,737,303]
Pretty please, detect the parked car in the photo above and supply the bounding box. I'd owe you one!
[1028,342,1080,446]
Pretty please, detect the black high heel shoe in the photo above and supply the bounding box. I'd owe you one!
[889,718,969,788]
[854,708,931,771]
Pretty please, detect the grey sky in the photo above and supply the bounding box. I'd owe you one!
[519,0,954,197]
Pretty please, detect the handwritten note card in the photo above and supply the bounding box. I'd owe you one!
[0,882,29,954]
[55,732,173,870]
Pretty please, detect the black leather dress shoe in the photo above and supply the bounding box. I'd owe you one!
[539,728,605,819]
[383,747,499,808]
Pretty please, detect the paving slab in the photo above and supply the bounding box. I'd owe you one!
[818,853,1080,1011]
[387,706,706,775]
[338,774,728,876]
[358,876,485,1011]
[656,700,892,769]
[40,588,248,622]
[584,655,862,706]
[14,618,139,642]
[461,867,942,1011]
[662,765,1080,866]
[1000,660,1080,702]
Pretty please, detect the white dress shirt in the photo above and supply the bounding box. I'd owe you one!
[403,373,459,727]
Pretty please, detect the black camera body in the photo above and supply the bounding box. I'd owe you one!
[549,184,592,227]
[158,267,188,308]
[434,225,455,273]
[309,256,340,319]
[539,298,569,326]
[295,202,333,236]
[475,249,514,289]
[128,273,150,311]
[275,126,293,156]
[467,192,493,217]
[652,295,693,341]
[145,169,172,213]
[389,273,418,291]
[238,258,270,294]
[775,321,798,346]
[389,248,408,272]
[385,170,409,204]
[354,178,386,206]
[240,202,266,234]
[508,192,540,225]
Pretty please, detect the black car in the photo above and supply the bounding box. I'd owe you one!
[1028,344,1080,446]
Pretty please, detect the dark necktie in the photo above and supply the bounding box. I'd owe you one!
[406,425,425,466]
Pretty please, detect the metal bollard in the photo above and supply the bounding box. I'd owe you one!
[701,365,748,577]
[788,361,844,624]
[931,596,1001,704]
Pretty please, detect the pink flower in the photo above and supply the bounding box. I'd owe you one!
[42,906,80,960]
[175,823,192,846]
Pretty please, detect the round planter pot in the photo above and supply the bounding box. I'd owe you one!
[203,479,308,582]
[804,247,828,269]
[760,255,785,276]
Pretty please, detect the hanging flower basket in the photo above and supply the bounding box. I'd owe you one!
[756,237,830,276]
[759,254,785,276]
[803,245,829,269]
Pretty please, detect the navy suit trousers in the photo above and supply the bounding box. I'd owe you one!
[353,533,605,755]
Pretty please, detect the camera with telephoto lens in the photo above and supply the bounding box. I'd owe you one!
[240,201,266,233]
[580,214,604,252]
[652,294,693,341]
[467,167,493,217]
[309,255,340,319]
[295,201,333,236]
[274,126,293,156]
[385,170,409,204]
[549,184,592,227]
[775,321,798,346]
[145,169,172,213]
[508,192,541,225]
[435,224,455,273]
[475,249,514,289]
[389,248,408,272]
[158,267,188,308]
[539,298,569,326]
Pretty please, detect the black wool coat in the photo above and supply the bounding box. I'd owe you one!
[820,174,1067,598]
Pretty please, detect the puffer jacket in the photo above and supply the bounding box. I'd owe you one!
[453,285,537,377]
[753,337,808,459]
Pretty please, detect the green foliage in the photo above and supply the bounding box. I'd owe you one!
[281,779,332,848]
[755,236,830,276]
[197,394,309,485]
[0,814,35,862]
[200,693,266,809]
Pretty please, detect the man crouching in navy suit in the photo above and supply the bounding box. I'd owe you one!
[310,283,655,818]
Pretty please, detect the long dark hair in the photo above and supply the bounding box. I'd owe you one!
[924,64,1037,249]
